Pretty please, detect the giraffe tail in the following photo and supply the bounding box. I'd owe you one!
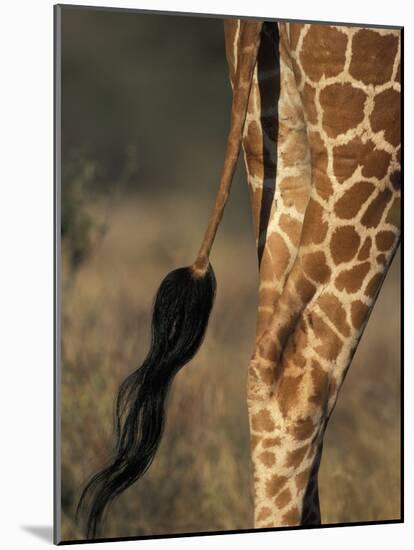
[77,20,263,539]
[76,264,215,538]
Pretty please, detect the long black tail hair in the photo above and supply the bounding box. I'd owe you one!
[77,20,263,539]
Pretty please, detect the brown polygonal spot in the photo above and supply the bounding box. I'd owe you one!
[310,313,343,361]
[259,450,276,467]
[289,416,316,440]
[266,474,288,497]
[334,181,375,219]
[349,29,399,85]
[281,505,300,525]
[333,138,391,184]
[276,487,292,509]
[361,188,392,228]
[257,334,278,363]
[277,374,305,417]
[376,231,396,252]
[371,88,401,147]
[257,507,272,523]
[302,82,318,124]
[250,434,261,451]
[295,467,311,494]
[358,237,372,261]
[300,25,348,83]
[284,339,307,370]
[318,293,351,337]
[377,254,387,266]
[362,149,392,180]
[335,262,371,293]
[279,213,303,245]
[267,232,291,279]
[259,366,275,386]
[302,251,331,283]
[350,300,369,330]
[333,137,371,183]
[315,172,334,200]
[301,198,329,246]
[310,361,330,405]
[319,83,366,138]
[259,248,276,286]
[263,437,282,448]
[295,275,316,303]
[365,272,383,299]
[251,409,275,432]
[285,445,308,469]
[330,225,361,264]
[289,24,304,51]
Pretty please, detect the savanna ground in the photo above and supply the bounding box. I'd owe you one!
[59,7,401,542]
[60,195,400,541]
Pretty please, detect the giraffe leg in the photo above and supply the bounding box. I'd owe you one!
[249,306,329,527]
[233,21,315,527]
[249,22,401,528]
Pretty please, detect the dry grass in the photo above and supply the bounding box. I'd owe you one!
[60,195,400,541]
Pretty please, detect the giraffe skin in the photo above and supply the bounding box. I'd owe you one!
[224,20,312,339]
[224,20,401,528]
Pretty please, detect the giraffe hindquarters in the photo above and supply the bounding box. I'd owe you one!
[245,22,401,531]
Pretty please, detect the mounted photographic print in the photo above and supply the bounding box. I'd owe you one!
[54,4,402,545]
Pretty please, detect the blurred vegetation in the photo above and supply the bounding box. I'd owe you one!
[61,198,400,541]
[61,7,230,193]
[59,6,401,543]
[61,150,107,269]
[61,7,234,270]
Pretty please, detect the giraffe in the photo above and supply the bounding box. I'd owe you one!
[224,20,401,527]
[78,18,401,537]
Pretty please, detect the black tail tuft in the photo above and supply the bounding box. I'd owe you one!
[77,264,216,539]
